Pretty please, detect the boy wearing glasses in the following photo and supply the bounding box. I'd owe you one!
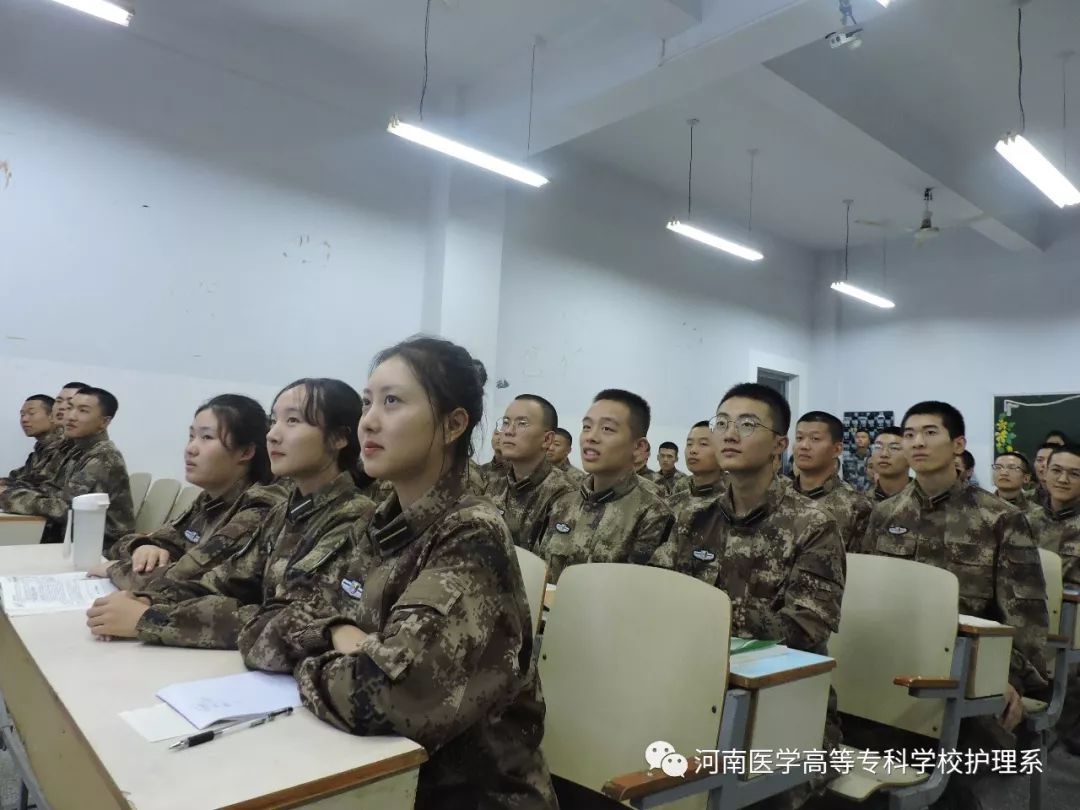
[856,401,1048,734]
[992,452,1042,520]
[1028,444,1080,587]
[485,395,574,550]
[870,426,910,501]
[538,390,673,583]
[793,410,872,550]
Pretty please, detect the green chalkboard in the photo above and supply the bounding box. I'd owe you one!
[993,393,1080,461]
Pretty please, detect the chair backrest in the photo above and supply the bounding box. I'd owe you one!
[1039,549,1063,636]
[539,564,730,799]
[829,554,958,739]
[128,473,152,514]
[0,516,46,546]
[166,485,202,524]
[133,479,181,533]
[514,546,547,637]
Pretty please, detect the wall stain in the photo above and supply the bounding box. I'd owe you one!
[0,161,11,189]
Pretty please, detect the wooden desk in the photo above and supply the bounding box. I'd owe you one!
[0,513,46,546]
[0,545,426,810]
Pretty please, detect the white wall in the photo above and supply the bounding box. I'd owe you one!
[493,160,821,469]
[0,5,431,479]
[816,226,1080,486]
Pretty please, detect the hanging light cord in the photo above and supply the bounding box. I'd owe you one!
[1017,7,1026,133]
[527,40,538,155]
[687,121,696,218]
[844,201,852,281]
[1064,55,1071,173]
[748,151,756,233]
[419,0,433,120]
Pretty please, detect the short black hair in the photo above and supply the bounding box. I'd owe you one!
[554,427,573,444]
[1049,443,1080,465]
[658,441,678,453]
[75,387,119,419]
[593,389,651,439]
[515,394,558,431]
[1044,430,1069,445]
[63,381,89,390]
[855,428,872,437]
[1038,441,1062,453]
[25,395,56,410]
[692,420,710,430]
[797,411,844,443]
[902,401,965,440]
[877,425,904,439]
[996,451,1032,475]
[958,450,975,471]
[720,383,791,435]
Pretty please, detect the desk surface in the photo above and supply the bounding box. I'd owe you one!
[0,545,426,810]
[728,649,836,690]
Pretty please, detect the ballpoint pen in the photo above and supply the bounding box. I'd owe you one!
[169,706,294,751]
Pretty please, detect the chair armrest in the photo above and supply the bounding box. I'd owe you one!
[893,676,959,689]
[1062,590,1080,604]
[603,758,711,802]
[1047,633,1070,648]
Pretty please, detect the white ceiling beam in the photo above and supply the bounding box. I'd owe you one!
[603,0,702,39]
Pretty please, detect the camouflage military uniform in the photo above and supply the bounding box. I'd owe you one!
[872,480,911,503]
[537,472,673,584]
[650,477,845,656]
[358,477,395,506]
[105,481,287,592]
[795,474,872,550]
[857,479,1049,694]
[466,459,487,497]
[484,459,574,550]
[1028,497,1080,587]
[133,473,373,649]
[0,431,134,547]
[2,429,69,487]
[478,456,507,487]
[999,489,1048,527]
[667,477,725,522]
[554,458,587,486]
[653,468,686,497]
[243,476,557,810]
[841,449,873,493]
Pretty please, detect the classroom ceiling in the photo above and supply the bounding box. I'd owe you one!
[16,0,1080,253]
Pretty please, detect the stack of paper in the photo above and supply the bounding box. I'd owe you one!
[729,638,788,663]
[156,671,302,730]
[0,572,117,616]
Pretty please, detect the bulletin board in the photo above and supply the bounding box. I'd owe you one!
[993,394,1080,461]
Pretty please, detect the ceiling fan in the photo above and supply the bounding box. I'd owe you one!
[856,188,986,246]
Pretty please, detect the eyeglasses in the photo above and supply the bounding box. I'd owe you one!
[872,442,903,454]
[496,417,532,432]
[1047,465,1080,483]
[991,464,1026,473]
[709,415,782,439]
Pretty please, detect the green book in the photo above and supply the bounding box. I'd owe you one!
[729,638,779,655]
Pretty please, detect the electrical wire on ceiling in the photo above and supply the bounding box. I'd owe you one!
[1016,7,1026,134]
[686,118,698,218]
[527,39,538,155]
[843,199,853,281]
[1064,52,1072,173]
[419,0,433,119]
[747,149,758,233]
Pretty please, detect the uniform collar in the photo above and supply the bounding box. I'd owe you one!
[204,477,251,515]
[369,473,463,555]
[582,470,639,504]
[996,489,1028,507]
[912,477,965,510]
[1050,497,1080,522]
[658,468,679,480]
[507,459,553,492]
[718,476,787,528]
[689,477,723,497]
[37,428,66,449]
[286,471,356,524]
[795,473,842,500]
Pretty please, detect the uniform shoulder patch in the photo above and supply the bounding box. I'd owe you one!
[340,578,364,599]
[887,526,909,535]
[692,548,717,562]
[554,522,571,534]
[184,529,201,544]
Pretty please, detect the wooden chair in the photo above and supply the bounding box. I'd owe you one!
[514,546,548,638]
[128,473,152,515]
[827,554,1009,810]
[165,485,201,524]
[133,479,181,534]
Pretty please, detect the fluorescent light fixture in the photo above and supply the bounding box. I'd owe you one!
[876,0,892,7]
[46,0,133,26]
[995,133,1080,208]
[387,117,548,188]
[666,221,764,262]
[831,281,895,309]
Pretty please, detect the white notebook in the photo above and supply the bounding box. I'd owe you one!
[156,671,302,730]
[0,572,117,616]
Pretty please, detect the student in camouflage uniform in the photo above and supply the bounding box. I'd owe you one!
[653,441,686,496]
[2,394,64,486]
[869,426,910,502]
[0,387,134,547]
[485,395,574,550]
[1032,443,1057,505]
[634,438,659,483]
[842,428,874,493]
[478,430,507,485]
[538,389,673,584]
[668,421,726,505]
[85,379,373,647]
[547,427,586,485]
[242,337,556,810]
[90,395,282,591]
[649,384,845,810]
[792,410,872,549]
[993,451,1045,523]
[856,401,1049,727]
